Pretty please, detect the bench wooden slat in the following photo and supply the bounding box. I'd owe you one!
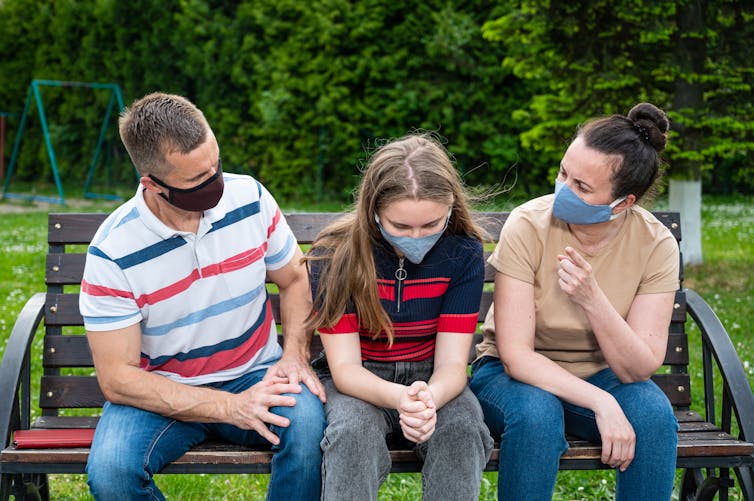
[46,254,87,286]
[40,376,104,409]
[651,374,692,407]
[44,293,83,326]
[44,336,92,367]
[48,213,108,245]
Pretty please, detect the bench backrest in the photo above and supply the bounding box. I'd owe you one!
[39,211,688,418]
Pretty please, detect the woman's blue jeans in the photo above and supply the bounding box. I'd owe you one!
[86,365,326,501]
[470,357,678,501]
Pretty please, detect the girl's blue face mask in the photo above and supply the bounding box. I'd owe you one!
[374,209,451,264]
[552,180,626,225]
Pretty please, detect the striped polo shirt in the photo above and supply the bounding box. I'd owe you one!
[309,234,484,362]
[79,173,296,385]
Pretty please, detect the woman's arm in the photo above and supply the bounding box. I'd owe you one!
[495,272,637,471]
[557,247,673,382]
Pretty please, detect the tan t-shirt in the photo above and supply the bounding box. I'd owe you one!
[475,194,680,379]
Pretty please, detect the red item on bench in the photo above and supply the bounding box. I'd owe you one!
[12,428,95,449]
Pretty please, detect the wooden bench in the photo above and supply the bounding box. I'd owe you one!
[2,211,753,500]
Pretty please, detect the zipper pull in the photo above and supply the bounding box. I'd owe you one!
[395,257,406,312]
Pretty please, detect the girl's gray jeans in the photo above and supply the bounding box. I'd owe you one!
[316,357,493,501]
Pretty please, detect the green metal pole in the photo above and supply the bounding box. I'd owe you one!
[2,85,33,197]
[84,92,116,196]
[112,84,140,181]
[32,81,66,204]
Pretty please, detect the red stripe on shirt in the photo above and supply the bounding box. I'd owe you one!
[402,281,450,301]
[319,313,359,334]
[141,301,274,377]
[131,243,268,308]
[267,208,282,238]
[80,279,136,300]
[361,339,436,362]
[437,313,479,334]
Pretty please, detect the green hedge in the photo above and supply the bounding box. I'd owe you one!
[1,0,752,203]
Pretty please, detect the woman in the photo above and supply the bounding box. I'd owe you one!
[471,103,680,500]
[306,134,493,501]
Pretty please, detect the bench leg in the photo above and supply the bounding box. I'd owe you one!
[734,465,754,501]
[1,473,11,501]
[1,473,47,501]
[680,467,737,501]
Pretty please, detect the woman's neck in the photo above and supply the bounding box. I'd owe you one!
[568,211,627,255]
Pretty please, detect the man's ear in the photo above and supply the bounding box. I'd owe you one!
[140,176,162,194]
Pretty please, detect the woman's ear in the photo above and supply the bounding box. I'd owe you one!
[614,194,636,213]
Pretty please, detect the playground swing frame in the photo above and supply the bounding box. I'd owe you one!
[1,79,136,205]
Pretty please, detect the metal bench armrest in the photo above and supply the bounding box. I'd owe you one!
[0,293,46,448]
[685,287,754,499]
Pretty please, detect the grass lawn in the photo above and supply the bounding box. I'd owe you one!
[0,194,752,500]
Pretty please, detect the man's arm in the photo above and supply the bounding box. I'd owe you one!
[87,324,301,444]
[265,247,326,402]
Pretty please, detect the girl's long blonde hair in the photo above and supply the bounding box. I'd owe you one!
[305,133,485,344]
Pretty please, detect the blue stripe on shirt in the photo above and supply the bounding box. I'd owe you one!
[264,233,295,266]
[83,311,141,325]
[142,284,267,337]
[143,293,270,365]
[109,237,188,270]
[209,200,261,234]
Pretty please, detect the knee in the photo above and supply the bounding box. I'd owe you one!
[86,443,147,497]
[620,383,678,436]
[504,389,564,434]
[273,389,326,451]
[434,399,492,451]
[323,413,384,452]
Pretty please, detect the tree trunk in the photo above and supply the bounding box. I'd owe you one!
[670,0,706,265]
[669,178,702,265]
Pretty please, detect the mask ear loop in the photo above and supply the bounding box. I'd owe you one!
[608,196,627,220]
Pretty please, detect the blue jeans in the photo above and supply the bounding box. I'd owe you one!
[470,357,678,501]
[86,365,326,501]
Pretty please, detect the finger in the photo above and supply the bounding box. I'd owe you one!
[400,407,434,422]
[565,246,586,266]
[253,422,281,445]
[301,372,327,403]
[619,437,636,472]
[399,415,426,429]
[259,410,291,429]
[416,389,434,405]
[261,369,287,383]
[399,400,427,414]
[267,382,303,396]
[601,438,613,465]
[400,423,423,443]
[407,381,427,396]
[264,393,298,408]
[285,368,301,386]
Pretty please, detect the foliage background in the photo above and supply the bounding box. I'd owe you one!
[0,0,752,205]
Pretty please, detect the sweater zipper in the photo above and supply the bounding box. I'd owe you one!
[395,257,406,312]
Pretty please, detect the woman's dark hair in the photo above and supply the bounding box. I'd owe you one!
[577,102,670,202]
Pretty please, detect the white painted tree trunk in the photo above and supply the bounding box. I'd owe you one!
[668,178,703,265]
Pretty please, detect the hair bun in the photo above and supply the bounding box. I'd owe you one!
[627,102,669,152]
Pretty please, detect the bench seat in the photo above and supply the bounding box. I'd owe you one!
[2,212,753,501]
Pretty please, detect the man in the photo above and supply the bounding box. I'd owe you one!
[80,92,326,500]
